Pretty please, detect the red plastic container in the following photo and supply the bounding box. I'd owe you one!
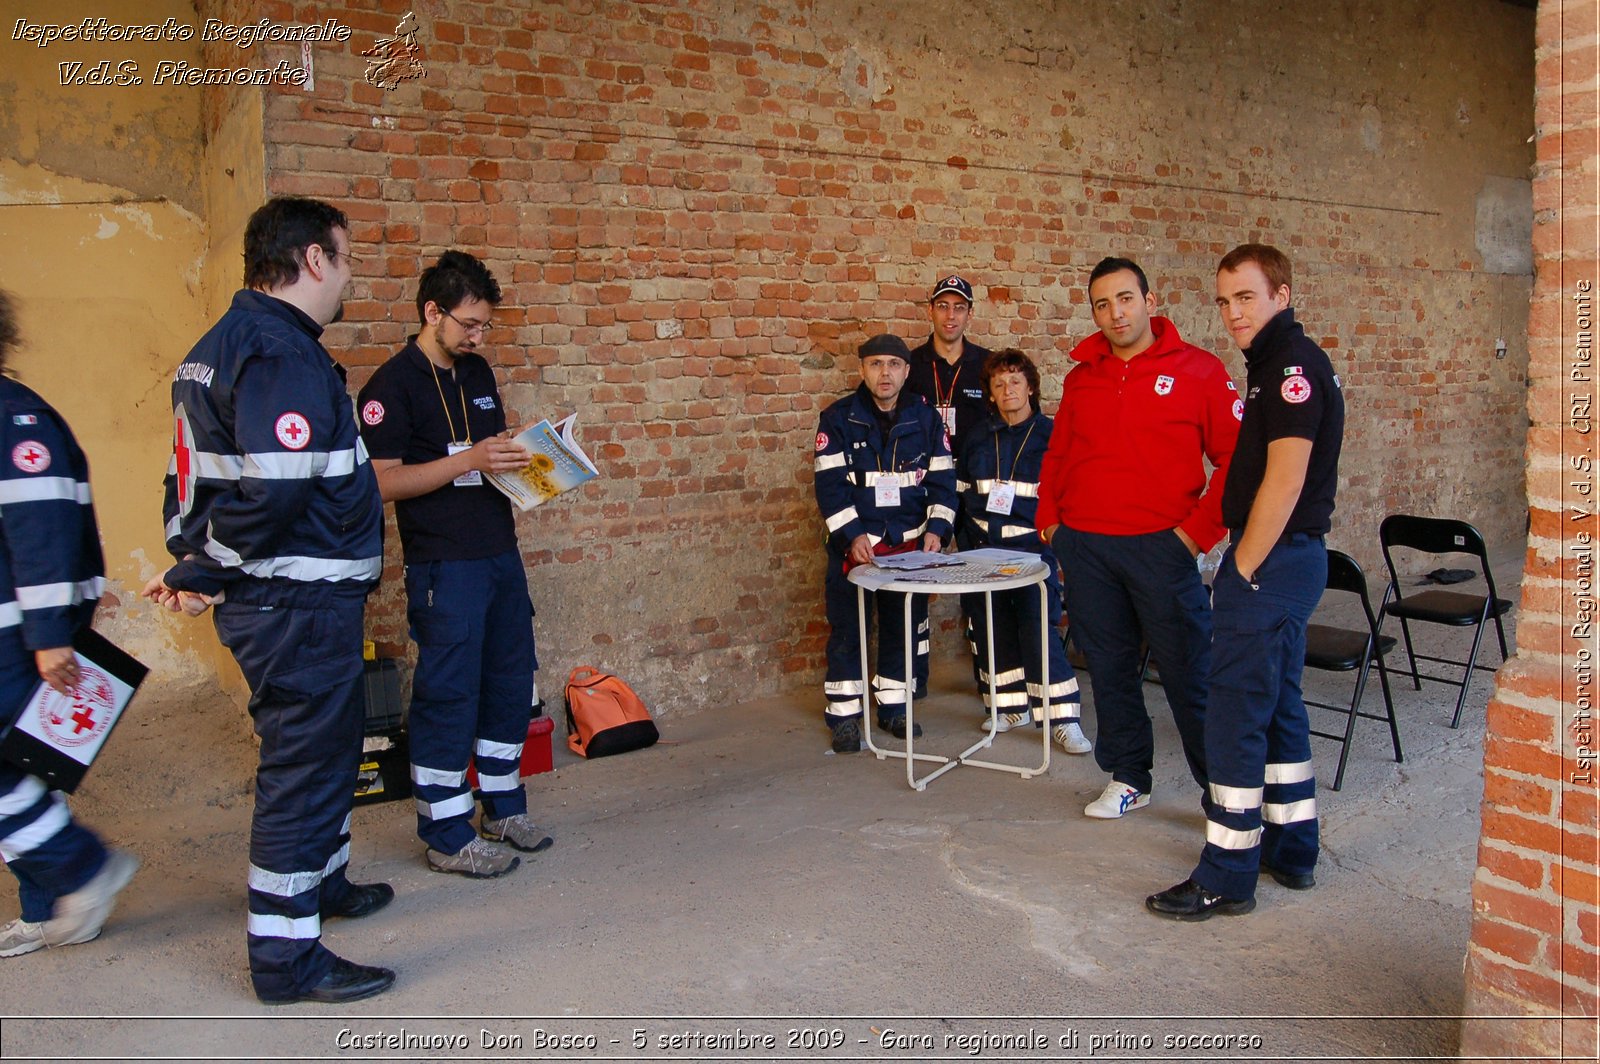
[466,715,555,788]
[522,715,554,775]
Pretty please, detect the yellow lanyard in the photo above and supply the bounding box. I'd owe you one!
[934,364,961,410]
[878,438,900,474]
[429,362,473,445]
[994,420,1037,483]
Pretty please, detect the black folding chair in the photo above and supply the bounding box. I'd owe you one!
[1305,550,1401,790]
[1377,515,1514,728]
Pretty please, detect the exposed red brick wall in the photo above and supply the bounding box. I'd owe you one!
[1461,1,1600,1059]
[206,0,1533,715]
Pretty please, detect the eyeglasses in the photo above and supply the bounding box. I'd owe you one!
[444,310,491,336]
[321,245,360,267]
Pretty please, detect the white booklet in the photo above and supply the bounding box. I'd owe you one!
[486,413,600,512]
[0,630,147,792]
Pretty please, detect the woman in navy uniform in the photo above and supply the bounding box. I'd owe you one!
[957,349,1089,755]
[0,289,137,958]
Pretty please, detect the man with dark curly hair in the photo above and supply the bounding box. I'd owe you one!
[358,250,553,880]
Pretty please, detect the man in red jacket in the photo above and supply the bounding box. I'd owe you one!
[1037,257,1241,820]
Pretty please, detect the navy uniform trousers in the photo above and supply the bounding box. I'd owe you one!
[965,568,1081,725]
[823,546,929,722]
[213,595,366,1001]
[1192,535,1324,900]
[404,549,536,855]
[0,642,109,923]
[1053,526,1211,796]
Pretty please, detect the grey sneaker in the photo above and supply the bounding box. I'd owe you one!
[480,814,554,854]
[0,918,46,957]
[41,848,138,947]
[426,836,521,879]
[980,711,1031,734]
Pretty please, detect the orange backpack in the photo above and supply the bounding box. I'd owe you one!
[562,665,659,758]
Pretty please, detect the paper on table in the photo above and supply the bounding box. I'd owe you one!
[871,551,963,571]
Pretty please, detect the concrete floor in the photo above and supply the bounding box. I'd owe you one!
[0,550,1522,1062]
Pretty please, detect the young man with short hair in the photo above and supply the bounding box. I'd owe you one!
[1147,243,1344,921]
[1038,257,1241,819]
[358,251,553,880]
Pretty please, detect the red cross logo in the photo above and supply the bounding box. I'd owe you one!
[362,400,385,426]
[275,412,311,450]
[11,440,50,474]
[36,665,114,749]
[1281,375,1312,404]
[174,412,193,509]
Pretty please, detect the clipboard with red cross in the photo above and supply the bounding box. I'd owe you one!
[0,629,147,792]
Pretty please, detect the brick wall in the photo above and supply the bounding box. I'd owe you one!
[210,0,1533,714]
[1460,1,1600,1058]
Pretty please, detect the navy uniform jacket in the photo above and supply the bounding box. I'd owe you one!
[957,410,1058,561]
[0,378,104,657]
[813,385,956,553]
[907,339,992,457]
[162,290,382,604]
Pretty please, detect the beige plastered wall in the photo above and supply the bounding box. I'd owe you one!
[0,0,263,690]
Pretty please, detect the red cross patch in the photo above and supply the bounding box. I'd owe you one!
[1232,398,1245,421]
[1281,375,1312,404]
[12,441,50,473]
[362,400,385,426]
[275,412,311,450]
[815,431,829,452]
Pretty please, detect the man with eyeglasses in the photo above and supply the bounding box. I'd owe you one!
[906,275,992,693]
[357,250,553,882]
[145,196,393,1004]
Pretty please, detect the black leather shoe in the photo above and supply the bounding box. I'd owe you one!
[259,956,396,1005]
[1259,862,1315,891]
[879,716,923,740]
[324,881,394,920]
[1145,879,1255,921]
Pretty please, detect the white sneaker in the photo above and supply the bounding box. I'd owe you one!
[41,848,138,947]
[979,711,1031,734]
[0,918,46,957]
[1052,721,1093,755]
[1085,780,1149,819]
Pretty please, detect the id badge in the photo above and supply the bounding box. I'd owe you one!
[874,480,902,508]
[937,404,957,437]
[448,442,482,487]
[987,482,1016,515]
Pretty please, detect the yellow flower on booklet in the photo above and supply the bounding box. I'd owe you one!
[486,413,599,511]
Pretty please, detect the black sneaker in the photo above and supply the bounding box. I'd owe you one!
[830,718,862,754]
[1145,879,1255,921]
[1259,861,1316,890]
[879,716,923,740]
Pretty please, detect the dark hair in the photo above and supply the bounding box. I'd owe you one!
[1088,256,1149,297]
[1218,243,1292,294]
[243,197,349,290]
[982,348,1041,413]
[0,289,18,374]
[416,250,503,322]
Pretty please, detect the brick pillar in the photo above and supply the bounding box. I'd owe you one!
[1459,1,1600,1058]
